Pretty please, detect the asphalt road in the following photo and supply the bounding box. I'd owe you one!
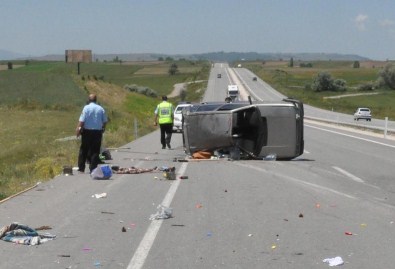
[1,64,395,269]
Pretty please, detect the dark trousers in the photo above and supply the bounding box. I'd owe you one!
[78,129,103,172]
[159,123,173,147]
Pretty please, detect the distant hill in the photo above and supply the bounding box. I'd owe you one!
[190,52,370,62]
[1,50,370,62]
[0,49,27,60]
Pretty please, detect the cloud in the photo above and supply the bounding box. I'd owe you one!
[355,14,368,31]
[379,19,395,27]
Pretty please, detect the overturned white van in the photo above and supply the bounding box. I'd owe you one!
[182,99,304,160]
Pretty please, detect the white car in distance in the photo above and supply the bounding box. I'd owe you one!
[354,107,372,121]
[173,103,191,132]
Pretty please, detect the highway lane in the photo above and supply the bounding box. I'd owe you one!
[1,63,395,268]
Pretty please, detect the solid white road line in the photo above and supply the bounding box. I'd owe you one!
[332,166,364,183]
[127,162,188,269]
[306,124,395,148]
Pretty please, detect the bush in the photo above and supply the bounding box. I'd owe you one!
[312,72,335,92]
[180,89,187,101]
[124,84,158,97]
[300,62,313,68]
[334,79,347,92]
[312,72,347,92]
[357,82,375,91]
[378,64,395,90]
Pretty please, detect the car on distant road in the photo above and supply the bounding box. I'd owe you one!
[354,108,372,121]
[252,77,257,81]
[173,102,192,132]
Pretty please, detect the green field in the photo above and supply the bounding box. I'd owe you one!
[0,60,209,200]
[241,60,395,119]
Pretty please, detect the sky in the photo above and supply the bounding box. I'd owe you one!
[1,0,394,60]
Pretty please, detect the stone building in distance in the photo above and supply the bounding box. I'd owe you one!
[65,50,92,63]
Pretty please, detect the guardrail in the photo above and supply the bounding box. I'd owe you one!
[305,115,395,139]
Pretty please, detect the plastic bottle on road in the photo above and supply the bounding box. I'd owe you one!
[264,154,277,161]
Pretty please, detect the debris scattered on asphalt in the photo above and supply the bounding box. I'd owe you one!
[149,204,173,220]
[171,224,185,227]
[0,223,56,245]
[162,167,176,180]
[196,203,203,209]
[248,234,253,237]
[207,232,212,237]
[111,165,120,171]
[322,256,344,266]
[179,176,188,179]
[192,151,213,159]
[91,165,112,179]
[101,211,115,214]
[58,254,71,257]
[122,227,127,232]
[63,165,73,175]
[35,225,52,230]
[345,231,353,235]
[263,154,277,161]
[299,213,304,218]
[173,158,188,162]
[92,193,107,199]
[116,166,159,174]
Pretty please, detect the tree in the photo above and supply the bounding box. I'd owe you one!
[168,63,178,75]
[289,57,294,67]
[378,64,395,89]
[353,61,360,68]
[7,62,13,70]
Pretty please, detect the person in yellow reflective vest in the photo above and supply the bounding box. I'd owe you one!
[154,96,174,149]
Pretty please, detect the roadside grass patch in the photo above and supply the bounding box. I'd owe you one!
[0,60,210,199]
[0,109,80,199]
[244,61,395,120]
